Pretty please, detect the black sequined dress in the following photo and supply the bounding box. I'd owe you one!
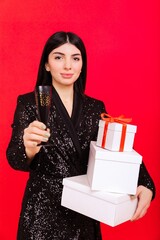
[6,87,155,240]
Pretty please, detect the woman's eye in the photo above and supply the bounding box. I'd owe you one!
[55,56,62,60]
[73,57,80,61]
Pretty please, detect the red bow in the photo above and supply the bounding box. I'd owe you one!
[100,113,132,151]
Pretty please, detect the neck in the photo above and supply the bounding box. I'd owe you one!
[53,83,73,99]
[53,83,74,117]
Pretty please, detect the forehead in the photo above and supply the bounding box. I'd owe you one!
[51,43,81,55]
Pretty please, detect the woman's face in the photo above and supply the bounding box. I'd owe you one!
[45,43,83,88]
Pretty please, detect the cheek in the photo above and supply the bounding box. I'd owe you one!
[76,63,82,73]
[50,66,60,74]
[74,70,82,80]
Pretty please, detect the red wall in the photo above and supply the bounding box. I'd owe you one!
[0,1,159,239]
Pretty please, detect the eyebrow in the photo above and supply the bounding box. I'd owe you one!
[52,52,81,56]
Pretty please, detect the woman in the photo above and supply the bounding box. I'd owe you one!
[6,31,155,239]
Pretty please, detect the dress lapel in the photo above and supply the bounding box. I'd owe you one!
[51,86,83,155]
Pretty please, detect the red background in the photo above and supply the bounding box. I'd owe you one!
[0,0,159,239]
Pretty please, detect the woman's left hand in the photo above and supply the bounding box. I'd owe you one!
[130,185,153,221]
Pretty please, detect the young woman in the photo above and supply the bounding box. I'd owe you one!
[6,31,155,240]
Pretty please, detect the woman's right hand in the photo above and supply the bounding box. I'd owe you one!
[23,120,50,162]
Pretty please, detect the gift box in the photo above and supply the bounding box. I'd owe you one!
[87,141,142,194]
[96,114,137,152]
[61,175,138,227]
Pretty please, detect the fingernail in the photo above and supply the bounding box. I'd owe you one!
[130,194,136,200]
[41,124,46,130]
[42,137,48,142]
[44,132,50,137]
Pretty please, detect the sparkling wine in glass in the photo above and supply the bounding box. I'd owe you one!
[35,85,52,146]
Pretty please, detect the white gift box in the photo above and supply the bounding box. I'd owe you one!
[96,120,137,151]
[87,141,142,194]
[61,175,138,227]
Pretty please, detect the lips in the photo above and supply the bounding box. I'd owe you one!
[61,73,73,79]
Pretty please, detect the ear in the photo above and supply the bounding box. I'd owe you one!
[45,63,50,72]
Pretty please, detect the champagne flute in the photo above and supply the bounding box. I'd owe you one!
[35,85,52,146]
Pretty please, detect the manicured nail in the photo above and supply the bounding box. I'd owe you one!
[44,132,50,137]
[41,124,46,130]
[42,137,48,142]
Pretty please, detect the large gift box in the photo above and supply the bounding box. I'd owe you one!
[96,114,137,152]
[87,141,142,194]
[61,175,138,227]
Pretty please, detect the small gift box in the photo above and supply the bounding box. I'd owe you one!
[61,175,138,227]
[87,141,142,194]
[96,113,137,152]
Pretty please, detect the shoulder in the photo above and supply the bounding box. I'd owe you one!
[13,91,36,121]
[83,94,105,109]
[81,94,107,115]
[17,91,35,105]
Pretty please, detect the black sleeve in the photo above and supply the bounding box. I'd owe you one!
[6,94,36,171]
[138,161,156,200]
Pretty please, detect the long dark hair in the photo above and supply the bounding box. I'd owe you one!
[36,31,87,94]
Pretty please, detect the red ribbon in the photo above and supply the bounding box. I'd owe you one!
[100,113,132,151]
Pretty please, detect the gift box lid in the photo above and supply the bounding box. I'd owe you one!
[99,120,137,133]
[62,175,134,204]
[90,141,142,164]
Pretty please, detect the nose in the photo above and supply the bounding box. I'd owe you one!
[64,59,72,70]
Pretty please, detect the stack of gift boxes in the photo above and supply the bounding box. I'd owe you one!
[61,113,142,227]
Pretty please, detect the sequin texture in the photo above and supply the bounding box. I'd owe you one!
[6,88,155,239]
[6,89,105,240]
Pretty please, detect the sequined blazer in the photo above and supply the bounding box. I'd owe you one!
[6,87,155,240]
